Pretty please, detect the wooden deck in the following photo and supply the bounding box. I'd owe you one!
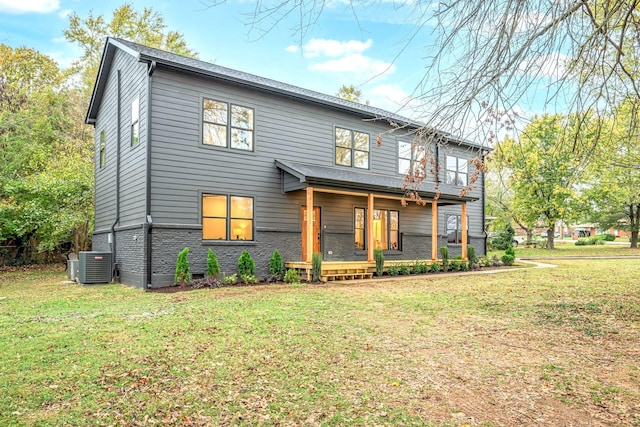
[285,259,437,282]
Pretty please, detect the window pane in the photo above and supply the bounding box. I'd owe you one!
[354,150,369,169]
[99,130,106,168]
[230,196,253,219]
[373,210,388,249]
[447,230,458,244]
[203,194,227,217]
[399,141,412,159]
[131,122,139,147]
[390,230,399,250]
[355,208,365,250]
[131,97,139,122]
[447,215,457,232]
[355,208,365,228]
[457,172,467,186]
[203,99,227,124]
[354,132,369,151]
[390,211,399,230]
[446,171,456,185]
[231,128,253,150]
[231,105,253,130]
[336,147,351,166]
[203,123,227,147]
[203,218,227,240]
[458,158,467,173]
[446,156,457,171]
[399,158,410,174]
[230,219,253,240]
[335,128,352,148]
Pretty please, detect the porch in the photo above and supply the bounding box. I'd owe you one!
[285,259,438,282]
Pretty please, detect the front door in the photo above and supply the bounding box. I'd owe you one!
[301,206,321,261]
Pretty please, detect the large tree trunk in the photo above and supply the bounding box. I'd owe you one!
[631,231,638,249]
[546,223,555,249]
[631,204,639,249]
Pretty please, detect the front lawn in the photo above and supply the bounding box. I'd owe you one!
[1,260,639,425]
[490,243,640,258]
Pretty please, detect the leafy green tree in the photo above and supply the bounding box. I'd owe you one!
[335,84,368,104]
[494,115,591,248]
[64,3,196,94]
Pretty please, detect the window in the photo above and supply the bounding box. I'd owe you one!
[99,130,106,168]
[355,208,365,250]
[446,214,467,244]
[131,97,139,147]
[335,127,369,169]
[398,141,425,175]
[202,194,253,241]
[203,98,254,151]
[445,155,467,186]
[354,208,399,250]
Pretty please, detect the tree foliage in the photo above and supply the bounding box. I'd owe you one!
[335,84,368,104]
[64,2,196,93]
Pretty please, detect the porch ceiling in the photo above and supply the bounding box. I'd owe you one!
[275,159,478,204]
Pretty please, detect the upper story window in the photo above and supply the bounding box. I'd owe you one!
[335,127,369,169]
[398,141,425,175]
[99,130,106,168]
[446,155,467,186]
[202,194,254,241]
[131,97,139,147]
[203,98,254,151]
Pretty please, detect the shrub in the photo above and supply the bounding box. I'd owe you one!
[429,262,441,273]
[501,254,515,266]
[491,224,515,250]
[206,249,220,278]
[478,256,492,268]
[221,273,237,286]
[590,236,605,245]
[283,268,300,284]
[174,247,191,285]
[603,233,616,241]
[467,245,478,269]
[439,246,449,272]
[374,249,384,276]
[238,250,255,277]
[575,238,589,246]
[242,274,259,285]
[312,252,322,282]
[388,265,399,276]
[459,261,469,271]
[399,264,410,275]
[419,262,429,274]
[411,260,423,275]
[505,246,516,257]
[269,251,283,275]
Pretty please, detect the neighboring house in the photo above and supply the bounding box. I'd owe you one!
[86,38,489,288]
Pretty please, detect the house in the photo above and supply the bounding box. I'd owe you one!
[86,38,489,288]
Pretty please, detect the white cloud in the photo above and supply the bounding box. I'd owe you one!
[519,52,569,79]
[285,45,299,53]
[310,53,394,77]
[302,38,373,58]
[368,84,421,118]
[57,8,71,19]
[0,0,59,14]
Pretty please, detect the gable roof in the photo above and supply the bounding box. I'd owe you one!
[85,38,486,151]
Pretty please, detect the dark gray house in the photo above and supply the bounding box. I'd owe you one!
[86,37,488,288]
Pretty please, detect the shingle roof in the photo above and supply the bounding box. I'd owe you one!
[275,160,478,203]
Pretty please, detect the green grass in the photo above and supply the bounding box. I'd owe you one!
[1,260,640,425]
[490,243,640,258]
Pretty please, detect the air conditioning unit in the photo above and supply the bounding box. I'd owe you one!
[79,251,112,284]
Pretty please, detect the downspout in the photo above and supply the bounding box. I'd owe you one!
[481,151,487,255]
[110,70,122,281]
[145,60,156,289]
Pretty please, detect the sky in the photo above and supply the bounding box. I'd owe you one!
[0,0,438,115]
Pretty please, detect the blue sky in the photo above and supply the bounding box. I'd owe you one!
[0,0,438,117]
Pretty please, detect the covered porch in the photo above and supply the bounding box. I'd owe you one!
[276,160,476,279]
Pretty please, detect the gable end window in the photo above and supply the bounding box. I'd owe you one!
[202,194,254,241]
[131,97,139,147]
[445,155,467,186]
[336,127,369,169]
[354,208,399,250]
[99,130,106,168]
[203,98,254,151]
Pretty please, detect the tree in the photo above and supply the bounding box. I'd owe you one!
[335,84,368,104]
[493,115,591,248]
[584,98,640,247]
[214,1,639,148]
[64,3,196,94]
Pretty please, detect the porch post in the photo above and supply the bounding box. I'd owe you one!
[461,202,468,259]
[431,201,438,260]
[306,186,314,263]
[367,193,374,262]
